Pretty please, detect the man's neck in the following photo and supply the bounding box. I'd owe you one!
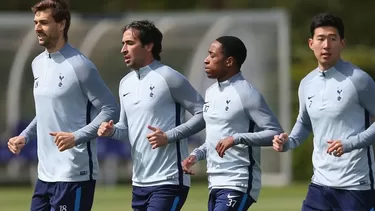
[46,38,66,53]
[318,58,341,71]
[134,58,155,71]
[217,69,240,82]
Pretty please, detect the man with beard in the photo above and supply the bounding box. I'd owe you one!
[7,0,119,210]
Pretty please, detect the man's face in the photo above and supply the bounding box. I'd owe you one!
[121,28,151,70]
[34,9,63,48]
[204,41,228,79]
[308,26,345,69]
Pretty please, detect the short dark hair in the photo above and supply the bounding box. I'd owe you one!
[216,36,247,68]
[310,13,344,39]
[122,20,163,61]
[31,0,71,41]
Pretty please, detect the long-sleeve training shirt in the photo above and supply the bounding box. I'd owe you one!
[110,60,205,187]
[191,72,283,201]
[20,44,119,182]
[284,59,375,190]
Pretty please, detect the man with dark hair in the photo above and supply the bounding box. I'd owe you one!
[7,0,119,210]
[97,20,205,210]
[273,13,375,210]
[182,36,283,211]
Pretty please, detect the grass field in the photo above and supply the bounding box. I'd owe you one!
[0,182,308,210]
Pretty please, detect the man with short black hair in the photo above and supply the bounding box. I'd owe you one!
[273,13,375,211]
[182,36,283,211]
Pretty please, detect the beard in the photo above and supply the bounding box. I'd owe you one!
[37,32,58,49]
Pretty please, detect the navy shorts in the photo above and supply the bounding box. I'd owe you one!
[132,185,189,211]
[208,189,255,211]
[30,179,96,211]
[302,183,375,211]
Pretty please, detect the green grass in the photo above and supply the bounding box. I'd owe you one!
[0,182,307,210]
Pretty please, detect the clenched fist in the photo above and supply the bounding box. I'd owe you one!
[8,136,26,155]
[182,155,197,175]
[273,133,288,152]
[97,120,114,137]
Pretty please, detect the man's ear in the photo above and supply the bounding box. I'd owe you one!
[308,38,314,51]
[145,42,154,52]
[59,20,66,32]
[226,57,234,67]
[340,38,346,50]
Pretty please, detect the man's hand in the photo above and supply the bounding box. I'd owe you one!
[50,132,75,152]
[327,140,344,157]
[216,136,235,158]
[8,136,26,155]
[97,120,114,137]
[273,133,288,152]
[182,155,197,175]
[146,125,168,149]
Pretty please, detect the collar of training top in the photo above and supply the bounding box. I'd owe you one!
[317,59,344,78]
[44,43,70,59]
[136,60,160,78]
[218,71,242,88]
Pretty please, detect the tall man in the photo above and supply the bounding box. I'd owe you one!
[7,0,119,210]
